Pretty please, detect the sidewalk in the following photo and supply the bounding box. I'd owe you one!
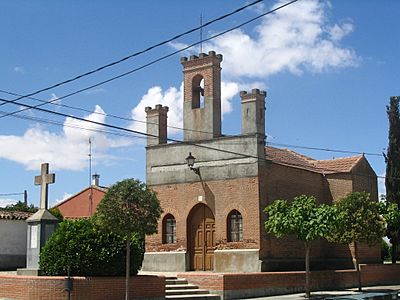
[247,285,400,299]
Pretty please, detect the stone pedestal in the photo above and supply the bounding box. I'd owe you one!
[17,209,58,276]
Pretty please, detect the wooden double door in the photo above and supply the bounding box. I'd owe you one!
[188,204,215,271]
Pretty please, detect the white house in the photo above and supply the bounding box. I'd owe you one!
[0,210,32,270]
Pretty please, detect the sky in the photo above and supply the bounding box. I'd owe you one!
[0,0,398,208]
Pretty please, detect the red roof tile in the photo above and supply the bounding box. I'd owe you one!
[314,156,363,174]
[0,210,33,220]
[265,146,362,174]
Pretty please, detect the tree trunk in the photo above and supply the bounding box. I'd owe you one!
[125,238,130,300]
[354,241,362,292]
[391,243,397,264]
[305,242,311,298]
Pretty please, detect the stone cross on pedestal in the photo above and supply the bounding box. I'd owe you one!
[34,163,55,210]
[17,163,59,276]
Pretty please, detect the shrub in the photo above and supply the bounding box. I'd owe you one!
[39,218,143,276]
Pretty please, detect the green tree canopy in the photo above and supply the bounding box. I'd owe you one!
[264,195,338,298]
[329,191,385,291]
[1,201,37,213]
[330,192,385,246]
[385,96,400,204]
[95,178,162,237]
[384,95,400,263]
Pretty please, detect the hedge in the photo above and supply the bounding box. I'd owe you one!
[39,218,143,276]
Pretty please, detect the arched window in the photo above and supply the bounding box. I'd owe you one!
[192,75,205,109]
[163,214,176,244]
[227,210,243,242]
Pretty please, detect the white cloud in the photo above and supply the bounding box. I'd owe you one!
[0,105,130,171]
[0,198,17,208]
[52,192,73,206]
[129,84,184,135]
[378,172,386,197]
[13,66,25,74]
[133,0,357,138]
[221,81,239,116]
[172,0,359,79]
[329,22,354,42]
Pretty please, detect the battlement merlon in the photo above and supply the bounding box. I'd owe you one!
[180,51,223,71]
[240,89,267,102]
[145,104,169,116]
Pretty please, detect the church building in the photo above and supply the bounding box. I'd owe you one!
[142,51,380,273]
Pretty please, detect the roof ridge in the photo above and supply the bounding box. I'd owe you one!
[315,154,363,162]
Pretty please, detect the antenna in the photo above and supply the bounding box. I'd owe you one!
[88,137,93,215]
[200,13,203,53]
[88,137,92,186]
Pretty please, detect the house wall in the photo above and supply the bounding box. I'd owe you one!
[56,188,105,219]
[0,219,27,270]
[259,164,330,270]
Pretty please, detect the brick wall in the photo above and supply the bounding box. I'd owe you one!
[56,187,106,219]
[179,264,400,299]
[0,275,164,300]
[260,164,329,262]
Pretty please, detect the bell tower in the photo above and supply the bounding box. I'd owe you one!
[181,51,223,141]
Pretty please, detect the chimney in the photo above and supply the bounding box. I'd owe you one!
[92,174,100,186]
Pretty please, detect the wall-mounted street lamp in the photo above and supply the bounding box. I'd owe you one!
[186,152,200,175]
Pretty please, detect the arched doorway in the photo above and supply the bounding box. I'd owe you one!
[187,204,215,271]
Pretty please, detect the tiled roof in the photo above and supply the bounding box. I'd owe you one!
[266,146,319,172]
[0,210,33,220]
[314,156,363,174]
[265,146,362,174]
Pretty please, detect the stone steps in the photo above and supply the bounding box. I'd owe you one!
[165,277,220,300]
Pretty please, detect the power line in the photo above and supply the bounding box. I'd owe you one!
[0,192,24,196]
[0,89,216,135]
[267,142,383,157]
[0,109,147,140]
[0,90,386,160]
[0,88,388,158]
[0,0,264,111]
[0,0,299,120]
[0,95,397,182]
[3,100,386,163]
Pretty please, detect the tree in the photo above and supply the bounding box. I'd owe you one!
[379,197,400,263]
[329,192,385,292]
[2,201,38,212]
[384,95,400,263]
[264,195,338,298]
[95,178,162,300]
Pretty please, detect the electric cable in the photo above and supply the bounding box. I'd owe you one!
[1,94,395,183]
[0,89,217,135]
[0,89,386,158]
[0,192,24,196]
[0,0,299,120]
[0,0,266,110]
